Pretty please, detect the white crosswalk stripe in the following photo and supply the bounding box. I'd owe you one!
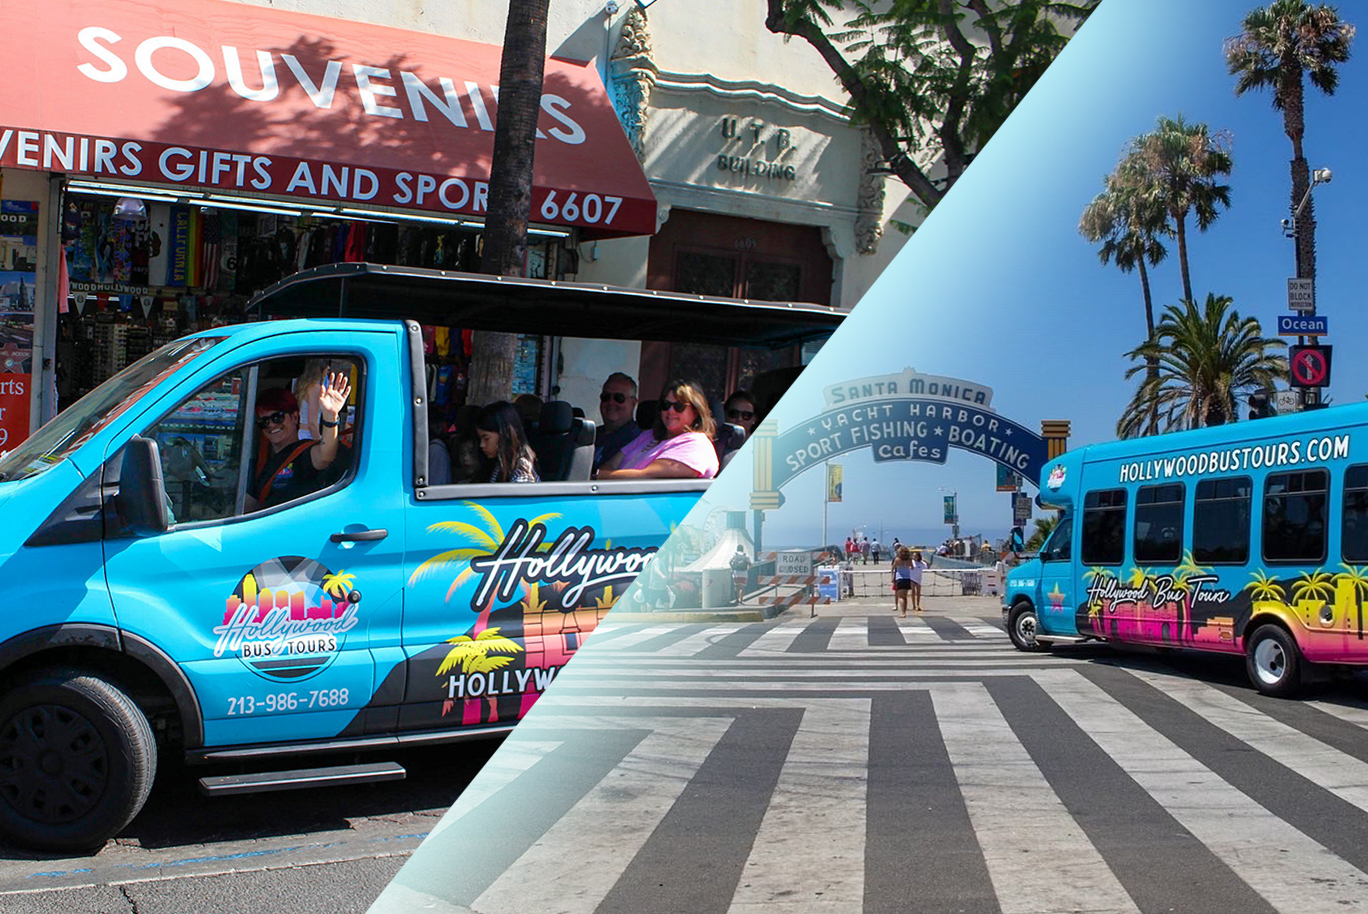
[728,699,869,913]
[736,618,810,656]
[473,717,735,914]
[933,682,1140,914]
[651,624,746,656]
[1040,670,1368,911]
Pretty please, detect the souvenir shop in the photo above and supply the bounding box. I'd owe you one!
[0,0,657,442]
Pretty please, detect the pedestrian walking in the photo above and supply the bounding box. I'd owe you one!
[860,537,870,565]
[845,536,855,562]
[908,549,930,613]
[871,537,881,564]
[729,545,751,606]
[891,546,915,617]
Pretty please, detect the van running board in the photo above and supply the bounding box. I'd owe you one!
[1037,633,1092,644]
[198,761,407,796]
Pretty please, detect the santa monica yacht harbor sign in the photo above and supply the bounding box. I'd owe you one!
[749,369,1070,508]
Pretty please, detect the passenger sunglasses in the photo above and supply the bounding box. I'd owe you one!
[600,392,630,404]
[257,410,289,427]
[660,399,691,413]
[727,408,754,421]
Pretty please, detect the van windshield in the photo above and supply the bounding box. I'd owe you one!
[0,336,226,482]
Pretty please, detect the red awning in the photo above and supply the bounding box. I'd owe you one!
[0,0,656,236]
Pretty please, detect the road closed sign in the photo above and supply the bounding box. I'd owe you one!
[777,551,813,576]
[1288,345,1332,388]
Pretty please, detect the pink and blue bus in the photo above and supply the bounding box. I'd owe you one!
[1002,403,1368,697]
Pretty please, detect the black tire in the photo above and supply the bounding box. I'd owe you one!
[1245,624,1303,698]
[0,671,157,851]
[1008,603,1051,653]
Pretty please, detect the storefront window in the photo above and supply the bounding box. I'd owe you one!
[57,194,565,405]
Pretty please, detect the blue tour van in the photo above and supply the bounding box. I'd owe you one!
[1003,402,1368,698]
[0,264,839,850]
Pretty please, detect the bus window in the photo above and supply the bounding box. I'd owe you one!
[1041,517,1073,563]
[1192,477,1251,564]
[1343,465,1368,563]
[1263,469,1328,564]
[1082,489,1126,565]
[1134,483,1184,565]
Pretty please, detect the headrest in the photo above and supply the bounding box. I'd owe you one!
[636,399,660,431]
[539,400,575,435]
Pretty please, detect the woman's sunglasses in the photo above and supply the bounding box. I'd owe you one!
[600,392,630,404]
[659,399,691,413]
[257,410,289,427]
[726,408,754,421]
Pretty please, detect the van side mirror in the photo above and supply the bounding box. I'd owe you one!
[115,436,170,535]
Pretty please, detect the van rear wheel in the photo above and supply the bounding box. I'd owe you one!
[1245,625,1303,698]
[1008,604,1050,653]
[0,671,157,852]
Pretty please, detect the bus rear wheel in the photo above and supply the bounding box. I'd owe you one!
[1245,625,1303,698]
[1008,604,1050,653]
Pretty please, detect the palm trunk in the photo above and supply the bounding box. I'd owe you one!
[1174,211,1193,304]
[1282,58,1315,281]
[468,0,551,406]
[1138,258,1159,435]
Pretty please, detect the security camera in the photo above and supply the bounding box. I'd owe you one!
[1313,168,1333,184]
[1280,218,1292,231]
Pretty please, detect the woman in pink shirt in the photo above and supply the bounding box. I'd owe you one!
[597,379,719,479]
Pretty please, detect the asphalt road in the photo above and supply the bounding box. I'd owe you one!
[0,738,503,913]
[369,592,1368,914]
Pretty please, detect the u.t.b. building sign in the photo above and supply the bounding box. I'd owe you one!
[749,368,1069,510]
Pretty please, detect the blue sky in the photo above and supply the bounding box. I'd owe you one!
[693,0,1368,552]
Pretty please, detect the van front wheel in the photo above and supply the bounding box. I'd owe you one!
[1245,625,1303,698]
[0,671,157,852]
[1008,604,1050,653]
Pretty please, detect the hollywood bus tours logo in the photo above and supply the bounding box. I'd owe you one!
[214,556,360,682]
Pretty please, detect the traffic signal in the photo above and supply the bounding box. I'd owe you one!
[1248,393,1274,420]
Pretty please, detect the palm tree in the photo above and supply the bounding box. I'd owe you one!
[1292,569,1336,606]
[1127,116,1233,304]
[408,502,562,603]
[1226,2,1355,283]
[1080,154,1171,435]
[436,627,524,678]
[1119,293,1285,435]
[1245,570,1286,603]
[1024,514,1060,551]
[321,570,356,600]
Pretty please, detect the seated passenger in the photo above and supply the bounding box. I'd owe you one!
[723,389,759,438]
[428,418,452,485]
[597,379,719,480]
[476,401,540,482]
[594,371,640,472]
[251,372,351,509]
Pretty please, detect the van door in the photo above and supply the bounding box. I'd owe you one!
[1038,517,1077,635]
[102,331,406,750]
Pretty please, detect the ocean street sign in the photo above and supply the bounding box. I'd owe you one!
[1277,313,1327,336]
